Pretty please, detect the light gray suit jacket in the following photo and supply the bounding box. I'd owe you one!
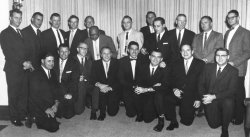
[224,26,250,76]
[192,30,223,63]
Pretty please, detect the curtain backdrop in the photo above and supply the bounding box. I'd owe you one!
[7,0,250,97]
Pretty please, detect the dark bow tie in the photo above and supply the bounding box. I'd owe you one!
[130,58,137,61]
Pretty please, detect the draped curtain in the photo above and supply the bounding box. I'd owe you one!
[7,0,250,97]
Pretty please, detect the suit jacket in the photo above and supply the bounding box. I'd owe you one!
[91,59,119,90]
[140,26,155,51]
[137,63,169,92]
[224,26,250,76]
[168,28,195,63]
[170,58,205,100]
[193,31,223,63]
[117,29,144,59]
[118,56,144,90]
[0,26,28,72]
[53,58,79,100]
[22,25,42,68]
[84,34,117,60]
[82,29,105,42]
[29,66,59,117]
[199,63,238,99]
[65,29,85,56]
[41,28,66,57]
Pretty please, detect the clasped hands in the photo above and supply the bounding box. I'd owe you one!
[134,83,161,94]
[202,94,216,105]
[96,82,112,93]
[45,100,59,118]
[23,61,34,71]
[173,88,200,108]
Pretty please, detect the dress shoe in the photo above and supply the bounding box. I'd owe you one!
[220,130,229,137]
[119,101,125,107]
[196,111,204,117]
[166,122,179,131]
[135,114,143,122]
[24,117,33,128]
[231,119,243,125]
[153,117,164,132]
[97,114,106,121]
[90,112,97,120]
[11,120,23,126]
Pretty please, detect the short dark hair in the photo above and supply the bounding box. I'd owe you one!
[32,12,43,18]
[153,17,165,25]
[215,48,229,55]
[50,13,60,20]
[100,47,112,54]
[58,44,69,50]
[201,16,213,22]
[180,44,193,51]
[176,14,187,20]
[128,41,139,49]
[122,15,132,22]
[68,15,79,22]
[151,49,162,57]
[146,11,156,18]
[89,26,99,32]
[84,16,95,23]
[228,10,239,17]
[9,9,22,17]
[41,52,54,60]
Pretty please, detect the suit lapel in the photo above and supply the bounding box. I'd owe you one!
[228,26,242,50]
[215,64,229,81]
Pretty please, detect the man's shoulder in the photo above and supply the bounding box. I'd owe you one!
[185,29,195,35]
[140,26,148,32]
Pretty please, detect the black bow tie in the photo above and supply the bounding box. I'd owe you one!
[130,58,137,61]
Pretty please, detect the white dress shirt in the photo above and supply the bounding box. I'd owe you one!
[42,65,51,79]
[184,56,194,73]
[52,27,64,47]
[226,24,240,49]
[149,64,158,76]
[157,30,165,41]
[203,29,212,47]
[130,57,137,79]
[93,38,100,60]
[102,60,110,78]
[176,29,185,43]
[69,29,77,48]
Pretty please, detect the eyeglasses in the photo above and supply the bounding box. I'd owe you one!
[227,16,237,20]
[215,54,228,57]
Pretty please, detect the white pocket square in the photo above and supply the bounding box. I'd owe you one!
[66,71,72,73]
[163,42,168,44]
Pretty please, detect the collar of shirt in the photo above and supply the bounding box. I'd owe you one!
[92,37,100,43]
[125,29,132,34]
[59,58,67,67]
[149,25,155,33]
[149,64,158,72]
[231,24,240,31]
[77,54,86,63]
[129,56,137,61]
[184,56,194,68]
[31,24,39,35]
[10,25,18,32]
[52,27,59,32]
[70,28,77,34]
[216,64,227,72]
[102,60,111,70]
[157,30,165,40]
[41,65,50,78]
[176,28,185,37]
[203,29,212,38]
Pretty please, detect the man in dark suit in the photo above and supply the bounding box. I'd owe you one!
[41,13,66,57]
[165,44,205,131]
[118,41,144,118]
[134,49,168,125]
[199,48,238,137]
[82,16,105,41]
[73,42,98,119]
[91,47,120,121]
[224,10,250,125]
[22,12,43,69]
[168,14,195,63]
[142,17,171,64]
[85,26,117,60]
[65,15,85,57]
[29,53,60,132]
[0,9,34,126]
[53,44,79,119]
[193,16,224,63]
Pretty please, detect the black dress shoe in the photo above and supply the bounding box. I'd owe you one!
[231,119,243,125]
[24,117,33,128]
[135,114,143,122]
[11,120,23,126]
[166,122,179,131]
[196,111,204,117]
[97,114,106,121]
[220,130,229,137]
[153,117,164,132]
[90,112,97,120]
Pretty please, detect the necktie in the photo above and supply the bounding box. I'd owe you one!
[59,60,64,83]
[48,70,51,79]
[217,67,222,77]
[124,32,129,53]
[69,30,74,48]
[37,29,41,37]
[81,57,85,66]
[130,58,137,61]
[57,30,62,45]
[16,29,22,37]
[151,67,155,76]
[105,62,109,78]
[185,60,189,74]
[203,32,207,49]
[177,29,181,47]
[157,34,161,42]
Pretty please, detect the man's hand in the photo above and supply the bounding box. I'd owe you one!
[153,83,161,87]
[45,108,55,118]
[173,88,183,99]
[64,94,72,100]
[51,100,59,113]
[23,61,35,71]
[193,100,201,108]
[159,61,166,68]
[228,62,234,66]
[140,48,148,55]
[202,58,208,63]
[202,94,216,104]
[100,86,112,93]
[96,82,108,90]
[134,87,146,94]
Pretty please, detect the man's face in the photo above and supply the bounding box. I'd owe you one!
[68,18,78,30]
[42,56,54,70]
[10,12,22,28]
[50,16,61,29]
[146,13,156,26]
[201,18,212,32]
[181,45,193,60]
[77,43,88,57]
[215,51,229,66]
[154,20,165,34]
[101,48,112,62]
[227,13,239,27]
[122,18,132,31]
[149,51,163,66]
[31,15,43,28]
[176,16,186,30]
[128,44,139,59]
[85,17,94,28]
[58,47,70,60]
[89,29,99,41]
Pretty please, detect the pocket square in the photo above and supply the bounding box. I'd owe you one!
[66,71,72,73]
[163,42,168,44]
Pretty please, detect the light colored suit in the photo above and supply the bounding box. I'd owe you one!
[117,29,143,59]
[192,30,223,63]
[84,34,117,60]
[224,26,250,77]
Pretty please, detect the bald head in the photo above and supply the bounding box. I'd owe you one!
[89,26,100,41]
